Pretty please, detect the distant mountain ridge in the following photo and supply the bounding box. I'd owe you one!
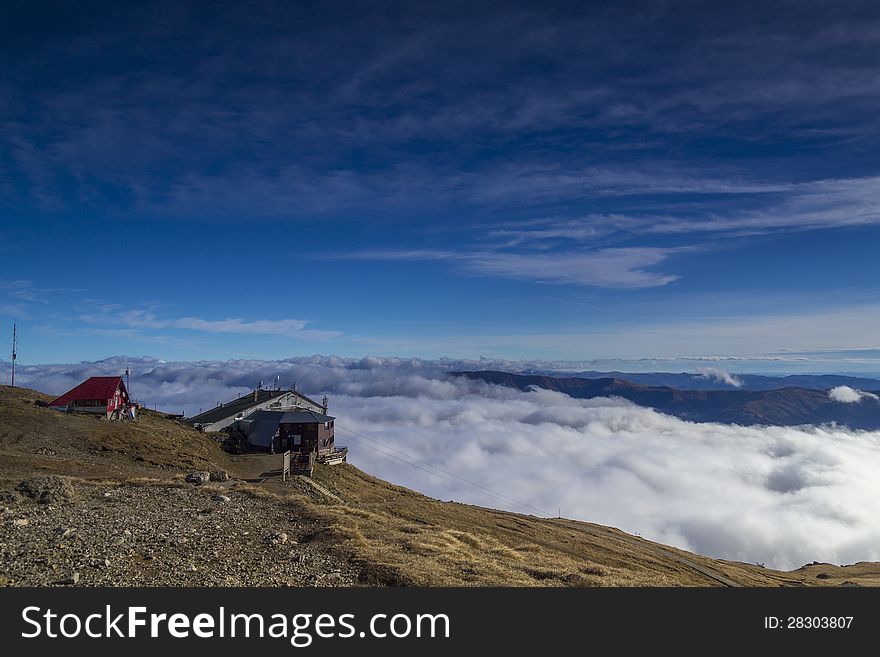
[453,371,880,429]
[523,370,880,392]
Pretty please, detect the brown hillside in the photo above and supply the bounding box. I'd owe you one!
[0,384,235,480]
[1,384,877,587]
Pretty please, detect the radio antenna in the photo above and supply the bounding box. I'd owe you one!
[10,322,16,387]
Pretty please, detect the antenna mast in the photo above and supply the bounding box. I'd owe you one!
[10,322,16,387]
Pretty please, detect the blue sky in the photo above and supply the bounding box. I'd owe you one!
[3,0,880,370]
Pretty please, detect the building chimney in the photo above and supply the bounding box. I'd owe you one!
[322,395,329,415]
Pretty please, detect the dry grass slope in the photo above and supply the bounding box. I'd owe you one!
[1,384,878,587]
[0,384,235,480]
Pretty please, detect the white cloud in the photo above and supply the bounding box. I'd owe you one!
[698,368,743,388]
[829,386,879,403]
[7,356,880,570]
[172,317,306,336]
[335,247,681,288]
[79,307,340,340]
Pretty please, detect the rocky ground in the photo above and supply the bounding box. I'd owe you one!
[3,385,879,588]
[0,475,359,586]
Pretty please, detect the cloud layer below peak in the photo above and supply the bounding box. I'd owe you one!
[6,355,880,571]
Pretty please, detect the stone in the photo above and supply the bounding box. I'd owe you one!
[264,531,288,546]
[209,470,230,482]
[322,572,347,585]
[59,527,76,539]
[16,476,75,504]
[211,494,231,503]
[185,471,210,485]
[0,490,23,504]
[59,572,80,585]
[12,518,29,527]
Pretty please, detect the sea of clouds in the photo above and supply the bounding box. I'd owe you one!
[7,355,880,570]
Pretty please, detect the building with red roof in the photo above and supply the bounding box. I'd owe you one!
[48,376,135,419]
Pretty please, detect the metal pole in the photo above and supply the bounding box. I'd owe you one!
[10,322,16,387]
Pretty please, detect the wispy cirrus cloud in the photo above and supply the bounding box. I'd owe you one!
[0,279,77,320]
[4,2,880,220]
[337,246,682,288]
[79,307,341,340]
[0,279,67,304]
[483,174,880,247]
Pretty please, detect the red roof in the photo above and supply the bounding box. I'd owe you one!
[49,376,125,407]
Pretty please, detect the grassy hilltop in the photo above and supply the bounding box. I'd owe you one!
[1,384,878,587]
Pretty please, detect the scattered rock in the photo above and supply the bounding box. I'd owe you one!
[209,470,230,482]
[211,494,231,503]
[57,572,80,585]
[16,476,75,504]
[58,527,77,539]
[816,573,831,580]
[102,491,112,498]
[12,518,29,527]
[0,482,358,586]
[185,471,210,485]
[264,531,288,546]
[0,490,23,504]
[841,581,862,587]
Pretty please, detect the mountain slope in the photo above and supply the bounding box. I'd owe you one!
[453,371,880,428]
[1,384,877,587]
[535,370,880,392]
